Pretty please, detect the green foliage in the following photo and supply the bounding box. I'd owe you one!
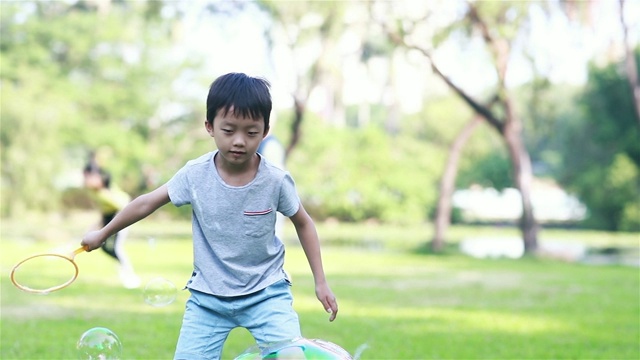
[554,51,640,231]
[472,1,532,40]
[620,201,640,232]
[457,148,514,190]
[0,68,68,215]
[403,95,474,145]
[287,115,443,224]
[600,154,639,231]
[583,57,640,166]
[514,75,583,177]
[0,2,199,216]
[405,94,514,191]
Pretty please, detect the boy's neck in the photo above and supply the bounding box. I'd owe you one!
[213,152,260,187]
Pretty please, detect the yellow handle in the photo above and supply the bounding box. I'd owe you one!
[73,246,88,256]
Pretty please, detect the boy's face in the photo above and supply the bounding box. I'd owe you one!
[206,106,269,167]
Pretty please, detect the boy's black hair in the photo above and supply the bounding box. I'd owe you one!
[206,73,272,129]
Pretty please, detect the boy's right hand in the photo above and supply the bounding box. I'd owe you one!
[81,230,106,251]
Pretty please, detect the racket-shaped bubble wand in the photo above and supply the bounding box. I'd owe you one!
[10,245,88,294]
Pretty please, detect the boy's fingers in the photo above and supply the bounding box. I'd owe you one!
[329,308,337,322]
[325,297,338,322]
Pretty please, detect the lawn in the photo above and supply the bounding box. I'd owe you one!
[1,213,639,359]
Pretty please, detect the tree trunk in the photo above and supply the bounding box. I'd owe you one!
[502,117,539,253]
[381,1,541,254]
[285,97,305,160]
[432,116,482,252]
[428,54,539,253]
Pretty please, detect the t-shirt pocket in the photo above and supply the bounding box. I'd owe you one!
[243,208,274,237]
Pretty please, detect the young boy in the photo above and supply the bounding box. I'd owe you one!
[81,72,338,359]
[83,159,141,289]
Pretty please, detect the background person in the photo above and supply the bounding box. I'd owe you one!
[83,156,141,289]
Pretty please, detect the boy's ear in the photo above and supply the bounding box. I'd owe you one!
[263,126,270,137]
[205,120,214,137]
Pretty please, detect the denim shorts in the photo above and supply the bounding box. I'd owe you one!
[174,279,301,360]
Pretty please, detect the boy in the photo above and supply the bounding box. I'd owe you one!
[81,72,338,359]
[83,159,141,289]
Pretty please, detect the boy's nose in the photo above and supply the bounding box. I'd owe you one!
[232,135,246,147]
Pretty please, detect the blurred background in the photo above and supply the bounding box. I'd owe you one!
[1,0,638,255]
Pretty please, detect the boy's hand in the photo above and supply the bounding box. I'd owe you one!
[81,230,106,251]
[316,284,338,322]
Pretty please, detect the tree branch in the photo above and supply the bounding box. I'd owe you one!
[467,1,510,90]
[385,27,504,132]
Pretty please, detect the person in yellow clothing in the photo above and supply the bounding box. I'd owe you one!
[83,160,141,289]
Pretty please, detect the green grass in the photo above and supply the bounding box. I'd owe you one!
[1,214,639,359]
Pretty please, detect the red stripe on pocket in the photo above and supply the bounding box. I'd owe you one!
[244,208,273,216]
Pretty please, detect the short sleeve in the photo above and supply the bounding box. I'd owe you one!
[166,166,192,207]
[278,172,300,217]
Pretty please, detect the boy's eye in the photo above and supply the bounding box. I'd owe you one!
[222,128,232,133]
[248,131,259,136]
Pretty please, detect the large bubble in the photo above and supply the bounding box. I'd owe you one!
[143,277,177,307]
[76,327,122,360]
[235,338,352,360]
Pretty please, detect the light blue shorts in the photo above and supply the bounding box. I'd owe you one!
[174,279,301,360]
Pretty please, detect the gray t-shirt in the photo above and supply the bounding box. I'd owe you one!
[167,150,300,296]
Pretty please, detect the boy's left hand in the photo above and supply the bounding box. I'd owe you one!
[316,284,338,321]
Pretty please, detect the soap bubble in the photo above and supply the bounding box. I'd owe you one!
[143,277,177,307]
[235,337,352,360]
[77,327,122,360]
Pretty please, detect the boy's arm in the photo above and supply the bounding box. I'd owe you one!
[82,184,171,251]
[289,203,338,322]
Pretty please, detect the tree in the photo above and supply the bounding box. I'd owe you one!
[432,116,481,251]
[378,1,540,253]
[0,1,192,216]
[258,0,347,160]
[560,0,639,126]
[556,52,640,231]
